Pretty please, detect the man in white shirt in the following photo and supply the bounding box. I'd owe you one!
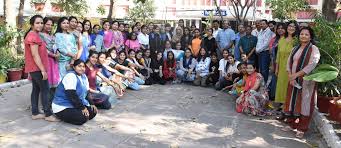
[137,25,150,50]
[255,19,274,83]
[251,20,262,37]
[212,20,222,38]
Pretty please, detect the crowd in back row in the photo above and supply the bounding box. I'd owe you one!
[23,15,320,138]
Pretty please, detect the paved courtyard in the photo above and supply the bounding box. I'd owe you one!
[0,84,326,148]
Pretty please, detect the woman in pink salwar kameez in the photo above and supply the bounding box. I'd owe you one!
[40,18,60,87]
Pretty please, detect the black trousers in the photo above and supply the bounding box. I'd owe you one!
[55,106,97,125]
[30,71,53,117]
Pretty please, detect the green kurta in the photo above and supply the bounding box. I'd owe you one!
[275,37,293,103]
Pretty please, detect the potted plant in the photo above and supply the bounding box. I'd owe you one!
[0,63,8,83]
[31,0,47,11]
[6,57,24,82]
[0,26,18,83]
[304,15,341,117]
[50,0,63,12]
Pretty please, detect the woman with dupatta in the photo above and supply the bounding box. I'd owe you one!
[281,27,320,138]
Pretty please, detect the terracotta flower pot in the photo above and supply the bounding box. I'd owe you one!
[51,3,63,12]
[0,74,7,84]
[317,96,335,113]
[34,3,45,11]
[328,99,341,123]
[22,67,28,79]
[7,68,23,82]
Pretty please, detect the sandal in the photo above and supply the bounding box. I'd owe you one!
[295,131,304,138]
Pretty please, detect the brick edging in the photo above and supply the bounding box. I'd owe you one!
[0,79,31,89]
[313,107,341,148]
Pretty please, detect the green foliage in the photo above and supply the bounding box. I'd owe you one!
[30,0,47,4]
[303,64,339,82]
[303,15,341,97]
[266,0,309,20]
[313,15,341,65]
[52,0,89,16]
[0,26,20,75]
[127,0,156,23]
[96,5,106,15]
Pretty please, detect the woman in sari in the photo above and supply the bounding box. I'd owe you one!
[236,62,269,116]
[281,27,320,138]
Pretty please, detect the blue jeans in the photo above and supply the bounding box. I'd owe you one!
[176,69,195,82]
[258,51,270,83]
[127,77,145,90]
[30,71,52,116]
[234,46,240,61]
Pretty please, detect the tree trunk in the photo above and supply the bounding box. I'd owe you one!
[4,0,16,27]
[3,0,6,23]
[322,0,337,22]
[16,0,25,54]
[107,0,114,22]
[4,0,17,56]
[214,0,224,22]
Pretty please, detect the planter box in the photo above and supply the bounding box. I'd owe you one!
[34,3,45,11]
[7,68,23,82]
[328,99,341,123]
[317,96,334,113]
[51,3,63,12]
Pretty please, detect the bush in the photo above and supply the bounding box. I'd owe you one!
[304,15,341,97]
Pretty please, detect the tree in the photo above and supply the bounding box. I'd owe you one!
[267,0,309,21]
[4,0,16,26]
[127,0,156,23]
[228,0,256,24]
[52,0,89,16]
[16,0,25,53]
[213,0,224,22]
[107,0,115,22]
[322,0,339,22]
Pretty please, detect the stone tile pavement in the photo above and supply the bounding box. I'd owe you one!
[0,84,326,148]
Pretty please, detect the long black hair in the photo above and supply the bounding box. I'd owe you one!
[275,22,286,40]
[285,20,300,38]
[82,20,92,34]
[107,47,116,58]
[24,15,43,39]
[197,48,208,62]
[128,32,138,40]
[68,16,78,23]
[42,17,55,34]
[166,51,175,66]
[43,17,54,25]
[86,50,99,63]
[55,17,69,34]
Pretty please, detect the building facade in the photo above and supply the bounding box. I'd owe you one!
[0,0,334,24]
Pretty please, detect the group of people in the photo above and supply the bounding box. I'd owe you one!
[24,14,320,138]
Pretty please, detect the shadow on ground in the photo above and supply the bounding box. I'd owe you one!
[0,84,326,148]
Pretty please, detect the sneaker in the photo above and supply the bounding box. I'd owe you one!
[32,114,45,120]
[44,116,60,122]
